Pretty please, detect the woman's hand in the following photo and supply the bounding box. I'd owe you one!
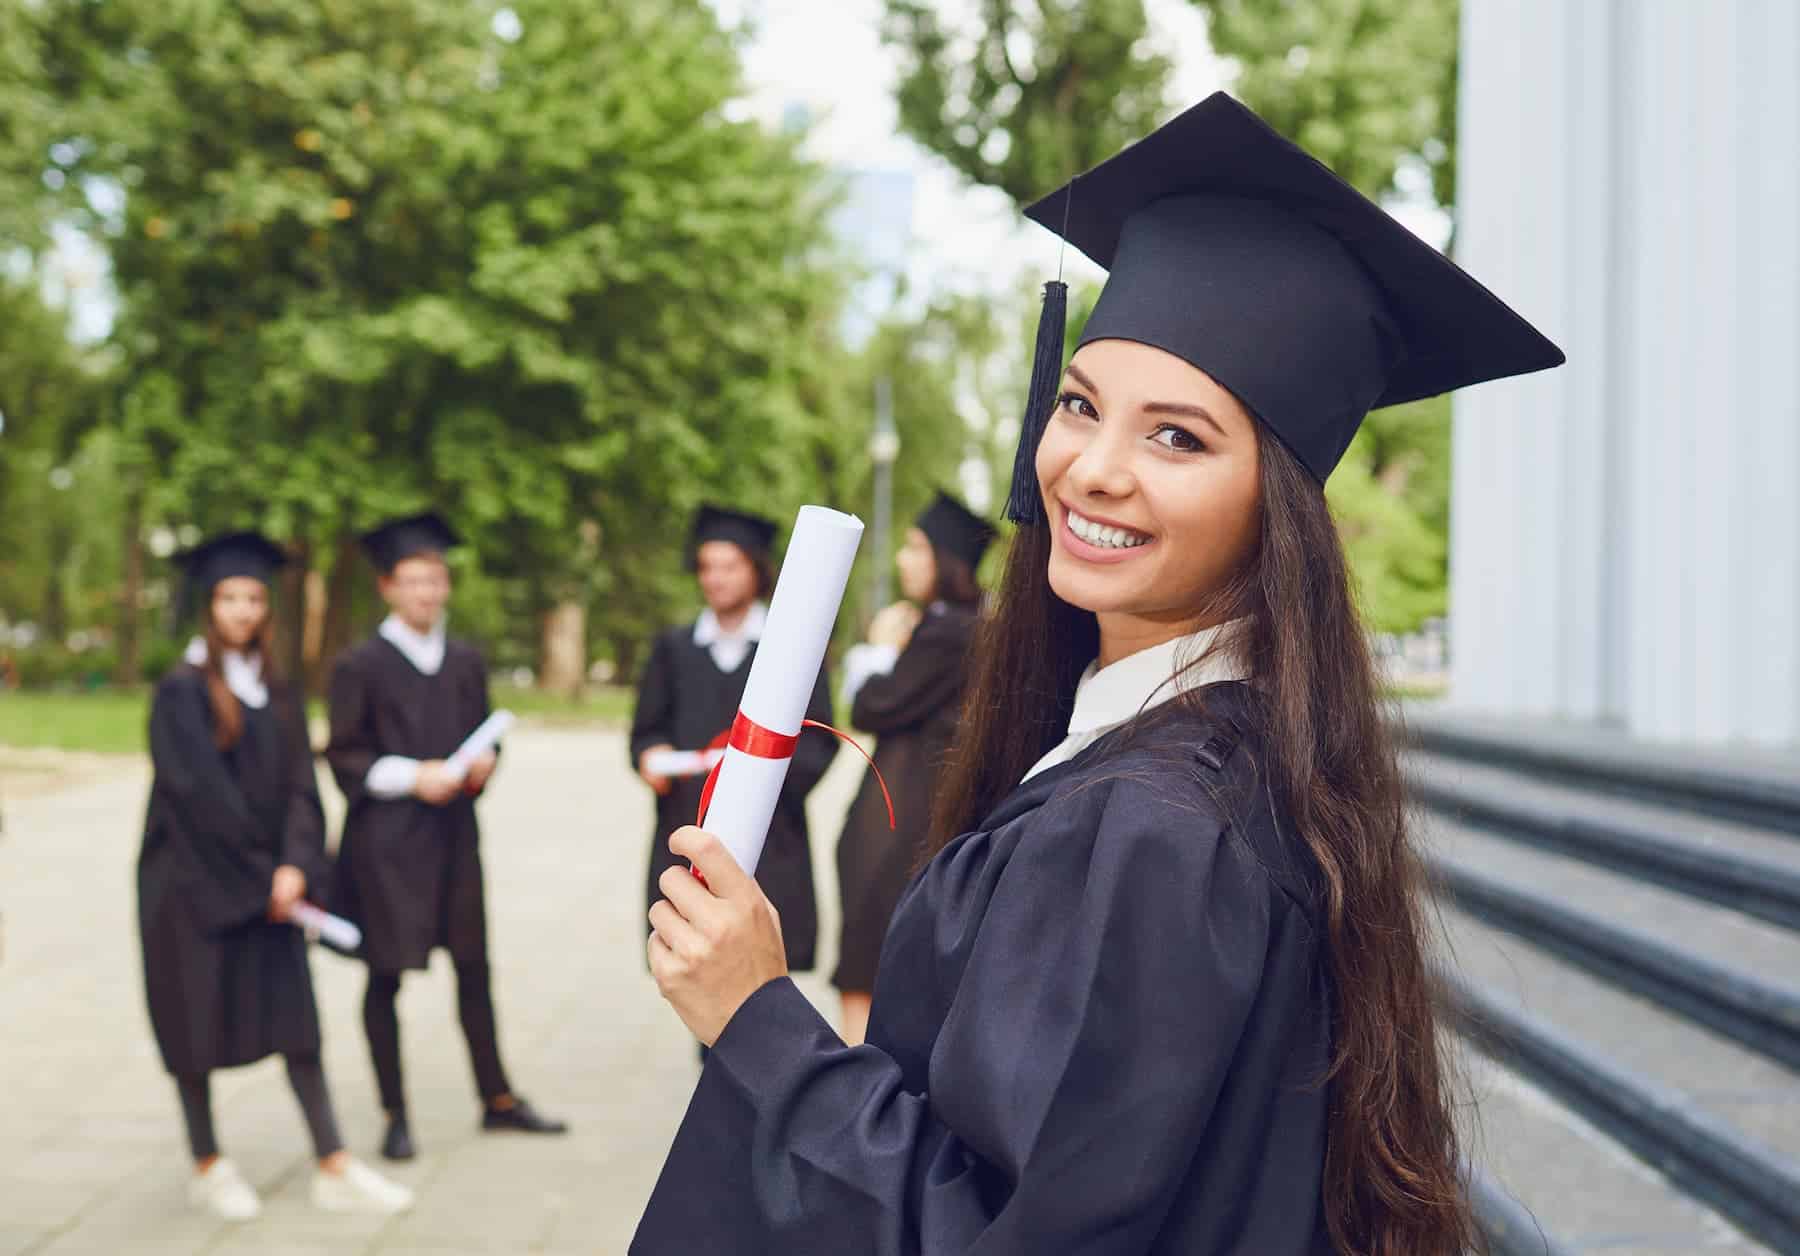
[647,826,788,1046]
[414,760,462,805]
[637,745,675,797]
[868,601,922,651]
[463,749,498,796]
[268,864,307,922]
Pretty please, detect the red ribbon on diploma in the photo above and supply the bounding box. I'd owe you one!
[696,712,895,831]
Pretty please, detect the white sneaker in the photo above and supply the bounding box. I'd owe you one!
[311,1156,415,1214]
[188,1158,262,1220]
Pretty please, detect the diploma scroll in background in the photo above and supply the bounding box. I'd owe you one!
[704,506,864,877]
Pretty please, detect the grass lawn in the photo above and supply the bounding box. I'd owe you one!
[0,688,152,754]
[0,684,634,755]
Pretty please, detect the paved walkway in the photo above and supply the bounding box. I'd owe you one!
[0,727,866,1255]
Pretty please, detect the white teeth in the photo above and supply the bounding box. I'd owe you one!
[1067,511,1148,550]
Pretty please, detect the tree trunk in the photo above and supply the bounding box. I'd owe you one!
[538,600,586,697]
[311,531,361,694]
[276,538,310,692]
[116,486,146,685]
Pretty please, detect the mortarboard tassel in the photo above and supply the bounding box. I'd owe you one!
[1003,278,1069,525]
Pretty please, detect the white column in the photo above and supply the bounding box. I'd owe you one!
[1451,0,1800,746]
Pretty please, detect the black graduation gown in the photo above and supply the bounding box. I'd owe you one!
[325,635,495,974]
[833,603,978,992]
[630,624,836,972]
[632,684,1336,1255]
[137,667,331,1076]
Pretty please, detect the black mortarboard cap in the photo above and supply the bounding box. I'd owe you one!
[1004,91,1565,521]
[172,530,288,622]
[359,511,462,573]
[688,504,779,569]
[916,491,997,571]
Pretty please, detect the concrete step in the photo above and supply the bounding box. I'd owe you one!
[1438,908,1800,1252]
[1403,705,1800,837]
[1410,751,1800,931]
[1426,819,1800,1070]
[1464,1051,1777,1254]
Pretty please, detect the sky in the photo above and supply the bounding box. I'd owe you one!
[715,0,1232,305]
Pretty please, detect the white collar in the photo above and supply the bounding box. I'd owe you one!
[379,613,447,676]
[1066,621,1250,736]
[184,637,269,709]
[692,601,767,647]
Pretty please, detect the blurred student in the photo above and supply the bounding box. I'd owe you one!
[138,531,411,1219]
[326,512,565,1162]
[832,492,992,1044]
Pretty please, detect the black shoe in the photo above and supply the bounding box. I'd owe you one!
[381,1113,416,1162]
[481,1096,568,1135]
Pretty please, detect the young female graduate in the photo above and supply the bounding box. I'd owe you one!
[833,491,993,1045]
[633,93,1563,1255]
[326,513,566,1163]
[631,505,837,984]
[137,532,413,1219]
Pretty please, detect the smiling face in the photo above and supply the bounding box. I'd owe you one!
[209,577,271,651]
[379,554,451,634]
[895,527,939,604]
[1035,338,1263,658]
[696,540,761,617]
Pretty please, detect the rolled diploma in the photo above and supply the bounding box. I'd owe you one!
[445,709,515,781]
[703,506,863,876]
[289,902,363,951]
[644,748,725,778]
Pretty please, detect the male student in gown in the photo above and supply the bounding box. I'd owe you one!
[630,505,837,985]
[326,512,566,1162]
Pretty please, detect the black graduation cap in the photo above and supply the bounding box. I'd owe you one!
[359,511,462,573]
[1005,91,1565,521]
[916,491,997,571]
[688,504,778,568]
[172,530,288,623]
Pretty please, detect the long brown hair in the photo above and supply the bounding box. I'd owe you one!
[932,429,1473,1255]
[197,597,279,752]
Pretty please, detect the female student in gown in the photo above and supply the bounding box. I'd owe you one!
[630,505,835,976]
[633,93,1564,1254]
[833,491,993,1045]
[137,532,412,1220]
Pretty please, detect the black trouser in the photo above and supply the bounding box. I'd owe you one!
[363,962,511,1114]
[176,1053,344,1162]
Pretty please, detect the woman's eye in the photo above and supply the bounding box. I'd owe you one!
[1151,424,1205,453]
[1056,391,1098,420]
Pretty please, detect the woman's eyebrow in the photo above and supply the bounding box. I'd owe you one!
[1068,362,1229,440]
[1144,399,1227,440]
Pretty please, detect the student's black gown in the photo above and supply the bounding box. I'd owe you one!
[833,603,977,992]
[138,667,331,1075]
[633,683,1335,1255]
[326,636,495,974]
[630,625,836,972]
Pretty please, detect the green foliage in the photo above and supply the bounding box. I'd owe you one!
[0,688,150,753]
[11,0,862,679]
[1193,0,1459,208]
[882,0,1173,205]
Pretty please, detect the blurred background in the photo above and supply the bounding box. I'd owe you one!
[2,2,1797,1255]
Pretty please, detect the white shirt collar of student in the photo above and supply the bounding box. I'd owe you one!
[1023,620,1251,782]
[693,601,768,672]
[183,637,270,709]
[379,613,447,676]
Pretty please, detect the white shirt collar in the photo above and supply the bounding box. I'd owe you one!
[693,601,767,672]
[1023,620,1250,782]
[692,601,767,647]
[379,613,447,676]
[184,637,269,709]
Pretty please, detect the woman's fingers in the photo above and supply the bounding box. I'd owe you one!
[668,826,752,899]
[648,898,706,961]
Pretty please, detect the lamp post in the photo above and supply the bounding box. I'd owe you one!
[869,375,900,611]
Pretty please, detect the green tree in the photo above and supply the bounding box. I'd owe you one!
[15,0,853,689]
[1193,0,1459,209]
[882,0,1174,205]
